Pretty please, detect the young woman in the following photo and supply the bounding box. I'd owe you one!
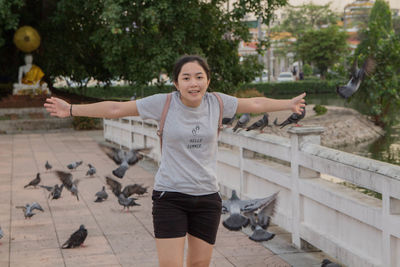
[44,55,306,267]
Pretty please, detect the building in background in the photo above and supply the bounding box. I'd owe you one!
[238,0,399,81]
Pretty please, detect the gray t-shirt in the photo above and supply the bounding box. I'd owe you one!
[136,91,237,195]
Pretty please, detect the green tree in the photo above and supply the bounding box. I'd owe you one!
[392,15,400,35]
[40,0,113,94]
[0,0,288,94]
[90,0,287,93]
[0,0,24,48]
[296,25,348,78]
[355,0,400,127]
[271,3,339,61]
[274,3,338,35]
[0,0,24,83]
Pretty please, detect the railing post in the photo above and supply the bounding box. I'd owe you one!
[288,126,325,248]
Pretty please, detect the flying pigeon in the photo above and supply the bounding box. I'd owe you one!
[99,143,152,178]
[132,184,148,196]
[337,56,375,99]
[94,186,108,202]
[45,161,52,171]
[49,184,64,200]
[222,190,279,231]
[246,113,270,132]
[244,192,278,242]
[55,170,80,201]
[16,202,44,219]
[67,161,83,171]
[321,259,342,267]
[24,173,41,188]
[233,113,250,132]
[222,114,236,127]
[62,225,88,249]
[118,194,140,211]
[86,164,96,176]
[273,108,306,129]
[39,185,54,192]
[105,176,141,198]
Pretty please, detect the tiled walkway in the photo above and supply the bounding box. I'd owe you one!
[0,130,292,267]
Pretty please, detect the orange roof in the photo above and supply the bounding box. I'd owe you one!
[243,42,258,49]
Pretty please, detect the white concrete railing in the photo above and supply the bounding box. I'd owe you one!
[103,117,400,267]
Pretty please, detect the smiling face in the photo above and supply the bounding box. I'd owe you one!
[174,61,210,108]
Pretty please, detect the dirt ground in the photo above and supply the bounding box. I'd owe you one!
[243,104,385,148]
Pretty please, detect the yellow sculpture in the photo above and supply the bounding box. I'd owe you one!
[12,26,49,95]
[13,54,49,95]
[13,26,41,53]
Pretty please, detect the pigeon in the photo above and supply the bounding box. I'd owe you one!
[222,114,236,127]
[49,184,64,200]
[273,108,306,129]
[244,192,278,242]
[67,161,83,170]
[337,56,375,99]
[16,202,44,219]
[246,113,270,132]
[45,161,52,171]
[94,186,108,202]
[99,143,152,178]
[0,226,3,243]
[24,173,41,188]
[105,176,141,198]
[222,190,279,231]
[233,113,250,132]
[321,259,342,267]
[55,170,80,201]
[118,194,140,211]
[86,164,96,176]
[61,225,88,249]
[132,184,148,196]
[39,185,54,192]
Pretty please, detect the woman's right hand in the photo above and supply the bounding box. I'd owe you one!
[44,97,71,118]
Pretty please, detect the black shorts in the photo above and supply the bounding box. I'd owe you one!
[152,190,222,245]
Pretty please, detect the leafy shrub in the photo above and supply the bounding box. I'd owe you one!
[303,64,313,76]
[56,79,345,100]
[234,88,264,98]
[313,104,327,115]
[72,117,103,130]
[58,84,174,100]
[243,79,344,97]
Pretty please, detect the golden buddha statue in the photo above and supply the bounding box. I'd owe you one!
[13,54,49,95]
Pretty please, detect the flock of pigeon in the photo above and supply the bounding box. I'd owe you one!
[2,58,372,262]
[221,190,342,266]
[219,58,375,266]
[0,143,150,250]
[225,107,306,134]
[222,190,278,242]
[227,55,375,135]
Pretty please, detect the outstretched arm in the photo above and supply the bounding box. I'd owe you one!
[44,97,139,119]
[236,92,306,114]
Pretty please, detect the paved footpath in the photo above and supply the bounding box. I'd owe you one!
[0,130,328,267]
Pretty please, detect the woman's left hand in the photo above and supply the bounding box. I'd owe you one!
[290,92,306,114]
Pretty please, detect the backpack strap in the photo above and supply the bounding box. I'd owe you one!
[157,93,172,152]
[211,92,224,136]
[157,92,224,154]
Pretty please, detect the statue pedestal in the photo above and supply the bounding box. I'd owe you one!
[13,83,50,95]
